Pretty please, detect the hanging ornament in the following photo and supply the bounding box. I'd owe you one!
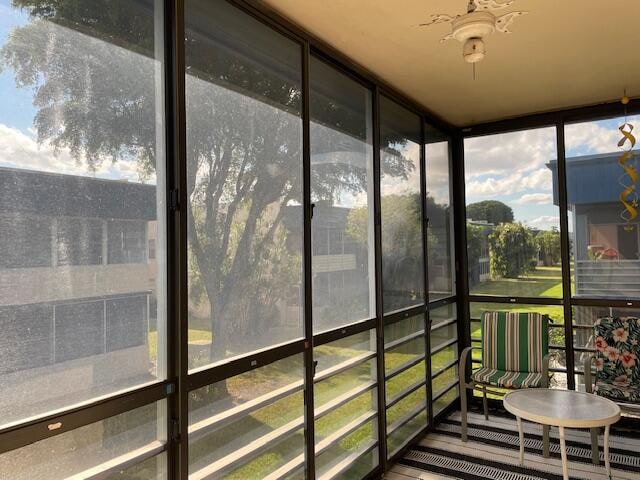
[618,119,638,230]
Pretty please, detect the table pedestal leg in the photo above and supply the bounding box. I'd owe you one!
[604,425,611,478]
[590,427,600,465]
[559,426,569,480]
[543,424,550,458]
[517,416,524,466]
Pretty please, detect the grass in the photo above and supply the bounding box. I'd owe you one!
[184,337,453,479]
[144,267,565,476]
[470,265,563,299]
[147,329,212,362]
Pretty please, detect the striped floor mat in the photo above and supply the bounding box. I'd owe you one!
[388,411,640,480]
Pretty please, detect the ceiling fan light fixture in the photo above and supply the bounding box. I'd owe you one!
[463,37,485,63]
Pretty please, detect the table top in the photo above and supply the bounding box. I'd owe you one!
[503,389,621,428]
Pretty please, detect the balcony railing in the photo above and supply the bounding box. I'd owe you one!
[575,259,640,297]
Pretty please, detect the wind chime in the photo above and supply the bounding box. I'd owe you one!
[618,93,638,232]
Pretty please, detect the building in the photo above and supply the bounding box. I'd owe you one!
[548,152,640,298]
[0,167,158,416]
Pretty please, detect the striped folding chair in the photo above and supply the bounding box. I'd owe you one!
[459,311,551,454]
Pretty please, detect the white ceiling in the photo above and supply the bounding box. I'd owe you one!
[259,0,640,126]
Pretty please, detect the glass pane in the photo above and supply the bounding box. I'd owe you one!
[433,385,459,417]
[432,365,458,395]
[0,402,166,480]
[380,96,424,313]
[430,322,457,350]
[185,0,304,369]
[116,453,168,479]
[426,126,454,300]
[386,388,426,428]
[386,362,426,404]
[0,0,165,427]
[430,344,458,373]
[314,331,378,477]
[385,315,426,403]
[464,127,561,298]
[310,56,375,332]
[387,410,427,458]
[384,313,425,344]
[189,355,304,478]
[430,303,457,326]
[565,115,640,299]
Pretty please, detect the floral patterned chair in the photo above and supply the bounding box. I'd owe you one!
[584,316,640,464]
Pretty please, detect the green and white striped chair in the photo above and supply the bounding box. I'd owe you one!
[459,311,551,454]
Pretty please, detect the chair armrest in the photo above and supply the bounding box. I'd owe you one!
[583,354,595,393]
[459,346,473,382]
[542,353,550,388]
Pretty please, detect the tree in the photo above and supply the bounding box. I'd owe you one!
[466,224,485,287]
[466,200,514,225]
[535,230,561,266]
[0,1,413,363]
[489,223,537,278]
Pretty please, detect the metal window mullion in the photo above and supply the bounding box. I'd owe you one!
[450,133,471,411]
[301,40,316,480]
[0,380,171,455]
[372,85,387,467]
[556,122,576,390]
[420,118,433,428]
[163,0,187,477]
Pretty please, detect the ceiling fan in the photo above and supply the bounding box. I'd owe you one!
[420,0,528,64]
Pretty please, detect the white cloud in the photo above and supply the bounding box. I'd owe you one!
[466,167,553,198]
[464,127,557,179]
[525,215,560,230]
[0,123,153,183]
[565,115,640,156]
[515,193,553,205]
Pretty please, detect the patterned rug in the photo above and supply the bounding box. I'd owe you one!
[390,411,640,480]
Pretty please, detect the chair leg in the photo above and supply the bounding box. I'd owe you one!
[543,425,550,458]
[590,427,600,465]
[461,383,468,442]
[482,388,489,420]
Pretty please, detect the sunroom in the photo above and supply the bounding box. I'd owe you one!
[0,1,639,479]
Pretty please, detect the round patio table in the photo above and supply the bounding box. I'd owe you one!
[503,389,620,480]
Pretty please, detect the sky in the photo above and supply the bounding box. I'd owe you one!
[0,1,156,183]
[464,115,640,231]
[0,1,637,224]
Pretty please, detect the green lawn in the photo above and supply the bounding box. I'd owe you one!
[144,267,567,477]
[185,340,442,479]
[470,265,563,299]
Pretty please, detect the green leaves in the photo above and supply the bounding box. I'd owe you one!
[489,222,537,279]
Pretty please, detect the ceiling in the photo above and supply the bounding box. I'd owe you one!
[259,0,640,126]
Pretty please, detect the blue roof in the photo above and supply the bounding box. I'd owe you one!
[547,152,639,206]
